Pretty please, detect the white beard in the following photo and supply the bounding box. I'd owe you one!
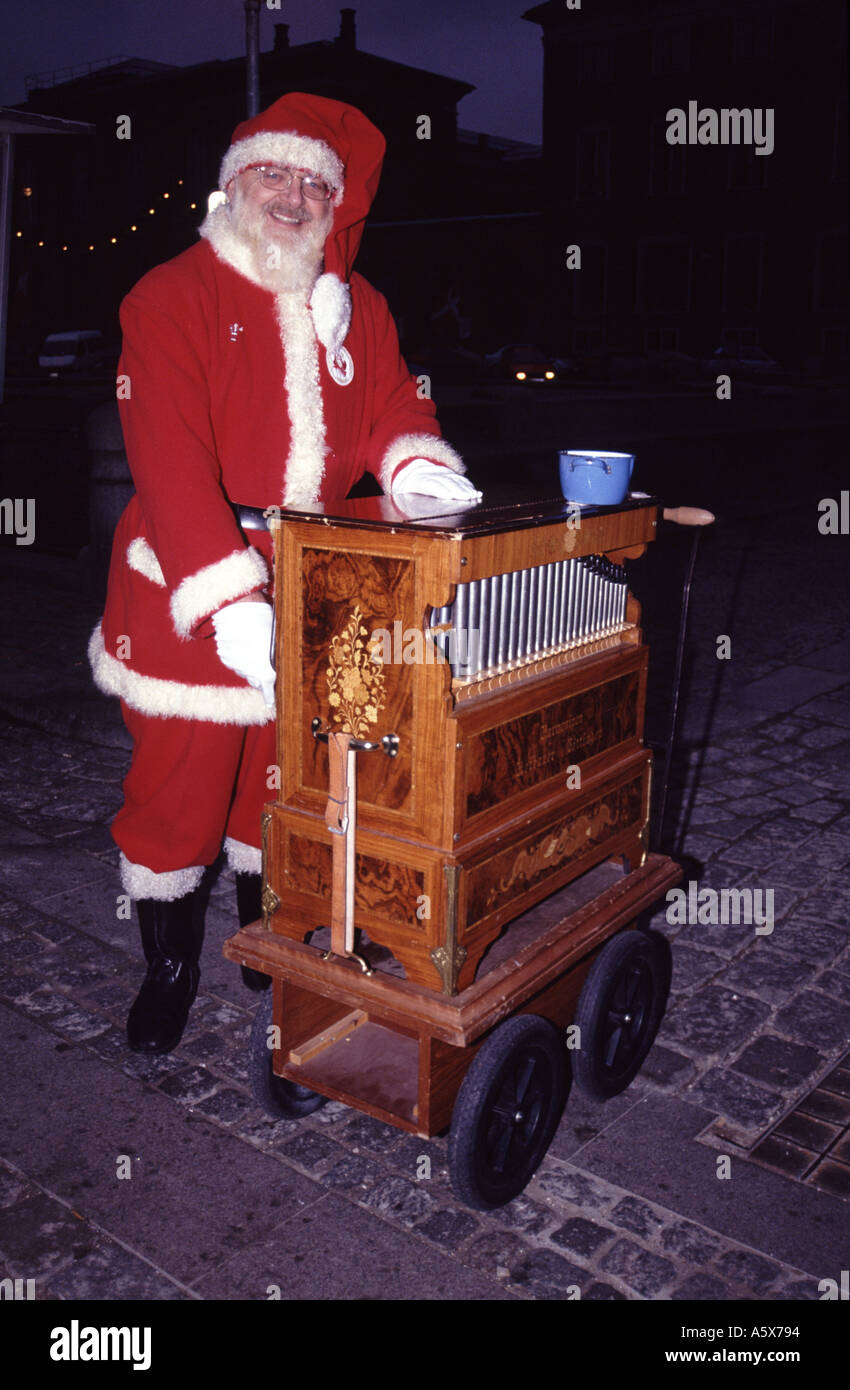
[226,185,332,294]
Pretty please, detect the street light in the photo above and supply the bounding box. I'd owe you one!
[244,0,261,119]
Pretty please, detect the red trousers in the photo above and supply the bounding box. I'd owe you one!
[113,702,275,875]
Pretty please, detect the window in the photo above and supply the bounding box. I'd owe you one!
[728,142,768,190]
[573,243,607,316]
[723,237,763,313]
[815,234,849,311]
[732,14,774,65]
[639,242,692,313]
[645,327,679,353]
[649,123,686,195]
[573,326,605,353]
[652,27,690,76]
[576,129,610,200]
[578,41,614,85]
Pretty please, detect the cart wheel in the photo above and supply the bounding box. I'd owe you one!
[448,1014,569,1211]
[572,930,668,1100]
[249,991,327,1118]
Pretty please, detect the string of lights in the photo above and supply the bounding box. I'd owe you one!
[14,178,202,253]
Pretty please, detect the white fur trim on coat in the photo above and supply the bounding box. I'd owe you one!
[378,434,465,494]
[224,837,263,875]
[277,292,329,507]
[170,547,269,640]
[219,134,344,204]
[199,204,267,289]
[120,852,205,902]
[127,537,166,587]
[88,623,275,726]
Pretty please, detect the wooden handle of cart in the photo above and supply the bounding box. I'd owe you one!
[662,506,715,527]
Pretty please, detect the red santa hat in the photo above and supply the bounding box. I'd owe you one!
[217,92,385,285]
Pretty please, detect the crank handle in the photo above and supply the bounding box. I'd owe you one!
[662,506,715,527]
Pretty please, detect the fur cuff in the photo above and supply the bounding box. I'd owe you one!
[126,537,166,587]
[224,837,263,875]
[119,853,205,902]
[88,623,274,726]
[378,434,465,494]
[170,547,269,639]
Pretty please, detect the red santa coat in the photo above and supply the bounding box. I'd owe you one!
[89,113,464,727]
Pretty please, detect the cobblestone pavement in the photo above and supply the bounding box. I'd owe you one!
[1,484,849,1302]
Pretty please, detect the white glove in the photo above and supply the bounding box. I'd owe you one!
[211,600,276,707]
[390,458,482,504]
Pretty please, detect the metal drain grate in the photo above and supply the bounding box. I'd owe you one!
[747,1053,850,1199]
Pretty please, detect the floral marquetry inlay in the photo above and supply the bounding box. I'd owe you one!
[326,605,387,738]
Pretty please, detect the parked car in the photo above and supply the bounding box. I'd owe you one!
[699,345,780,378]
[38,330,108,377]
[485,344,562,384]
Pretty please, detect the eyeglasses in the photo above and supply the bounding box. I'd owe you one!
[242,164,333,201]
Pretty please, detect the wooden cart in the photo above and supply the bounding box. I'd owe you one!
[223,491,683,1209]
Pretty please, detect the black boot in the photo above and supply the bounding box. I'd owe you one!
[126,894,204,1054]
[236,871,271,992]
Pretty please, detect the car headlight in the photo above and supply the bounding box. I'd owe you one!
[545,371,555,380]
[516,371,527,381]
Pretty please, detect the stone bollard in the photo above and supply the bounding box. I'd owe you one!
[85,400,134,596]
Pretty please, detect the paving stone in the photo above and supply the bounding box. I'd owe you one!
[463,1229,532,1280]
[773,992,850,1054]
[723,824,815,870]
[733,1035,824,1090]
[360,1175,438,1227]
[690,1068,780,1128]
[771,1278,821,1300]
[661,987,769,1055]
[339,1113,401,1154]
[767,917,847,964]
[319,1153,386,1192]
[414,1208,480,1251]
[191,1087,256,1126]
[0,1192,93,1278]
[598,1237,677,1297]
[669,943,725,991]
[713,1247,785,1295]
[670,1272,733,1299]
[583,1280,628,1299]
[551,1216,616,1260]
[47,1006,112,1042]
[277,1131,341,1172]
[813,969,850,1004]
[155,1065,220,1105]
[510,1247,585,1299]
[532,1164,615,1214]
[719,951,815,1004]
[0,1163,35,1210]
[609,1196,665,1239]
[492,1192,553,1235]
[783,889,848,929]
[45,1237,189,1300]
[640,1044,697,1089]
[660,1219,724,1263]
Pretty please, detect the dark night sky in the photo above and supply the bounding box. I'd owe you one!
[1,0,543,143]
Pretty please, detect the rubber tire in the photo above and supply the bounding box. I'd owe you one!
[248,990,327,1118]
[572,930,668,1100]
[448,1014,569,1211]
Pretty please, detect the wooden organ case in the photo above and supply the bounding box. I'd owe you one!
[263,492,659,997]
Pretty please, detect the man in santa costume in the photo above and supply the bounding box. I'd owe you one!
[89,93,479,1054]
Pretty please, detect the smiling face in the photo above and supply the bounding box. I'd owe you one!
[226,166,334,291]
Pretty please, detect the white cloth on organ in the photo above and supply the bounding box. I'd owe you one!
[211,600,276,707]
[389,458,482,503]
